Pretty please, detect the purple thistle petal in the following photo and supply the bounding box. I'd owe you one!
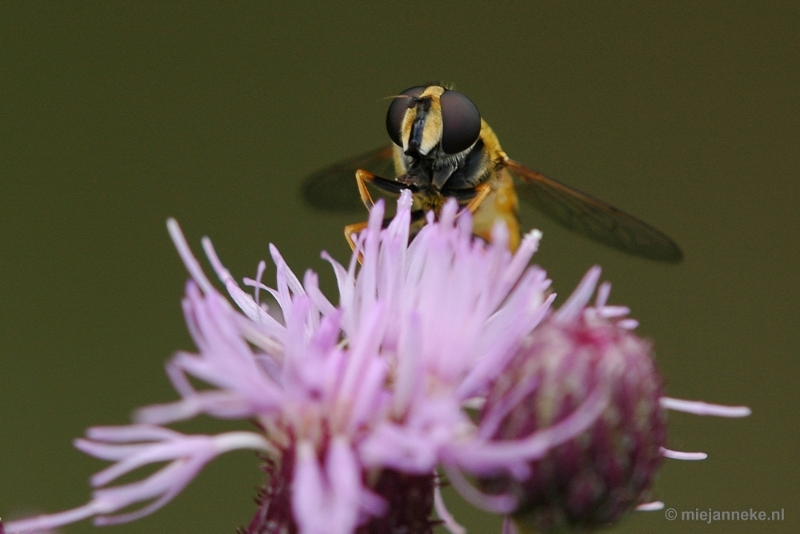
[636,501,665,511]
[661,448,708,460]
[452,385,611,474]
[434,485,466,534]
[292,439,363,534]
[5,430,268,532]
[660,397,752,417]
[442,463,517,514]
[553,265,602,324]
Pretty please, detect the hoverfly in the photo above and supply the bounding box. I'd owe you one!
[302,84,682,262]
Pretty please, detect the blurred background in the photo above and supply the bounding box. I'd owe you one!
[1,2,797,533]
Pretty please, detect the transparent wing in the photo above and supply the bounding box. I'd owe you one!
[505,158,683,263]
[301,146,397,212]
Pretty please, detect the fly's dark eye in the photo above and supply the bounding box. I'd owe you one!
[440,90,481,154]
[386,86,425,147]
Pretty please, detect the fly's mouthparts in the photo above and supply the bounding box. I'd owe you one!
[397,173,425,190]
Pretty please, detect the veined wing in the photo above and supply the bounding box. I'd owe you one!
[301,146,396,212]
[505,158,683,263]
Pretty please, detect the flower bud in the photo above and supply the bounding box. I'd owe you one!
[480,308,667,532]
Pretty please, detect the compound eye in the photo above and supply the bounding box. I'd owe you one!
[440,90,481,154]
[386,86,426,147]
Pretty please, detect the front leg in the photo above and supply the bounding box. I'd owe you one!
[355,169,420,210]
[355,170,377,209]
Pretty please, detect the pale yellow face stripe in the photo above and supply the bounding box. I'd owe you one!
[400,85,446,156]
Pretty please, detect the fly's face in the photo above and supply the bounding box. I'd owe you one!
[392,85,447,159]
[385,85,485,192]
[387,85,481,159]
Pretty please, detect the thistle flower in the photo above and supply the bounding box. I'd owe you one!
[4,191,749,534]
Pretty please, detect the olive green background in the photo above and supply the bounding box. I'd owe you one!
[1,2,797,533]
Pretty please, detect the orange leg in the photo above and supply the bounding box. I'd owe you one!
[345,171,378,262]
[344,221,369,254]
[355,170,378,209]
[462,182,491,215]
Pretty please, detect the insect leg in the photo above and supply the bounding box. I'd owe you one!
[355,170,379,209]
[463,182,491,215]
[356,169,420,210]
[344,221,369,251]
